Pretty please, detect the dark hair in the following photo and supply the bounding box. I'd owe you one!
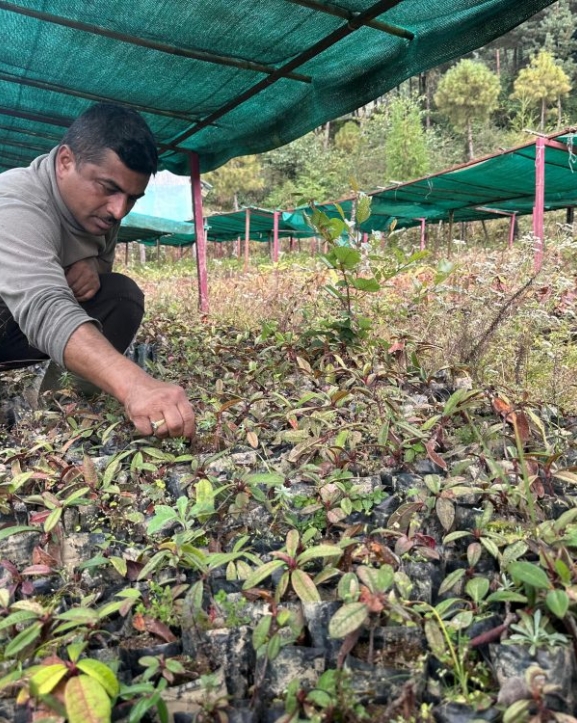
[60,103,158,175]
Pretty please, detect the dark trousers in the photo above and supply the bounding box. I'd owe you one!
[0,273,144,371]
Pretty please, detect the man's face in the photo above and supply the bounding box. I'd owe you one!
[56,145,150,235]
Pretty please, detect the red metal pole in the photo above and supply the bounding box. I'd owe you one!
[508,214,516,249]
[272,211,279,263]
[533,136,545,272]
[419,218,426,250]
[244,208,251,272]
[189,152,209,313]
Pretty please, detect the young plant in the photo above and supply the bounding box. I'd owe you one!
[242,528,343,603]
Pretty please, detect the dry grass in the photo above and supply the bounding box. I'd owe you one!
[119,234,577,412]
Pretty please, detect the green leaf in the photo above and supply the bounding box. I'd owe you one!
[465,577,490,604]
[501,541,529,567]
[64,675,112,723]
[242,559,285,589]
[244,473,285,487]
[437,568,466,597]
[5,620,43,657]
[297,544,342,565]
[331,246,360,268]
[328,602,368,639]
[435,497,455,531]
[286,528,299,559]
[0,524,40,541]
[508,561,552,590]
[76,659,120,698]
[29,664,68,696]
[356,195,372,225]
[546,589,569,619]
[252,615,272,651]
[424,619,446,659]
[266,632,282,661]
[350,277,380,292]
[291,569,320,603]
[146,506,178,534]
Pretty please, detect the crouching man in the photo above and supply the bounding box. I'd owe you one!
[0,102,195,439]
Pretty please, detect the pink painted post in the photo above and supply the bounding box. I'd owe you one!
[362,232,368,244]
[189,152,209,314]
[508,214,516,250]
[244,208,251,272]
[272,211,279,263]
[533,136,545,272]
[419,218,426,250]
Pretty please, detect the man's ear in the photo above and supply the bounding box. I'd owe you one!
[55,144,76,179]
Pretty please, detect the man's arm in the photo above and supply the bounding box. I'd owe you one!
[63,322,195,439]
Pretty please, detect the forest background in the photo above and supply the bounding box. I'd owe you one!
[201,0,577,217]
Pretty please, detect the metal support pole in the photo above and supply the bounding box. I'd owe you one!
[448,211,454,257]
[419,218,426,250]
[508,214,516,249]
[533,136,545,272]
[124,242,129,265]
[272,211,279,263]
[189,152,209,313]
[244,208,251,272]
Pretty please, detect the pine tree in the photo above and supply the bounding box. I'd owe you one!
[434,59,501,159]
[205,155,264,211]
[511,50,572,130]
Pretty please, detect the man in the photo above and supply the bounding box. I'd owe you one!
[0,103,195,439]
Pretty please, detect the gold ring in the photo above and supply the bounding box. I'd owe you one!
[150,418,166,433]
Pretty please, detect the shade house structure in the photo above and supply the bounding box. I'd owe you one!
[0,0,558,309]
[284,128,577,271]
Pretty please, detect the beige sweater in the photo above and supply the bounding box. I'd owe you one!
[0,148,119,366]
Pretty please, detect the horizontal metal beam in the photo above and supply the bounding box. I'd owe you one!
[162,0,407,152]
[0,105,70,128]
[285,0,414,40]
[0,122,62,144]
[0,1,311,83]
[0,72,200,123]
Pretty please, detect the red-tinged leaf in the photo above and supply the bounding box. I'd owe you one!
[436,497,455,531]
[125,560,144,582]
[21,565,53,576]
[82,454,99,488]
[394,535,414,556]
[32,547,59,567]
[246,431,259,449]
[425,439,447,471]
[388,340,405,355]
[132,612,147,632]
[511,410,531,444]
[29,510,52,525]
[64,675,111,723]
[492,396,513,417]
[21,580,35,596]
[134,615,177,643]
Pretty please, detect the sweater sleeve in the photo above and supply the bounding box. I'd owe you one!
[0,196,99,367]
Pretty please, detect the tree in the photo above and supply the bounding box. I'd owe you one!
[511,50,571,130]
[434,59,501,160]
[204,155,264,211]
[384,95,430,182]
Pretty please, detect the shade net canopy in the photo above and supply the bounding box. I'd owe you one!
[0,0,556,176]
[284,131,577,233]
[119,213,195,246]
[205,208,311,243]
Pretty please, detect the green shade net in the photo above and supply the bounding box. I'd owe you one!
[119,213,195,246]
[285,132,577,232]
[0,0,556,175]
[205,208,311,242]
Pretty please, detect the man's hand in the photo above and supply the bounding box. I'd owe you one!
[65,258,101,302]
[124,377,196,439]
